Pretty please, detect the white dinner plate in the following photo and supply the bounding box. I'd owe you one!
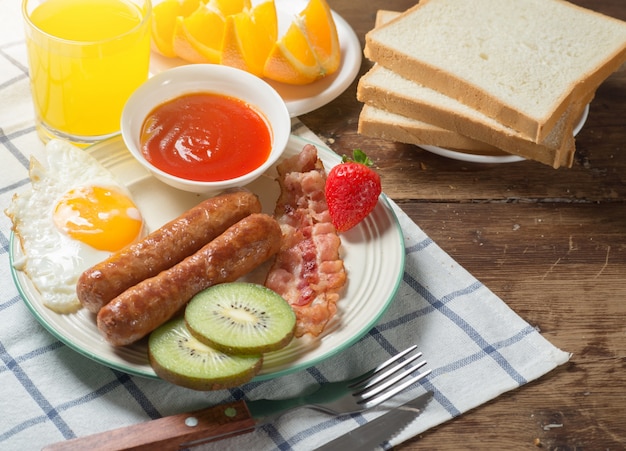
[417,103,590,163]
[149,0,362,118]
[10,134,405,382]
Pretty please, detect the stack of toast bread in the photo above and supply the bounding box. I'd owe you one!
[357,0,626,168]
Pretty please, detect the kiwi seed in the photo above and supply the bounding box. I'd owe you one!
[185,282,296,355]
[148,317,262,391]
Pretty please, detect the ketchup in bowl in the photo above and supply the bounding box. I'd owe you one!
[139,93,272,182]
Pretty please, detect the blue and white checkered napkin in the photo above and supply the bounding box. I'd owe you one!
[0,1,569,448]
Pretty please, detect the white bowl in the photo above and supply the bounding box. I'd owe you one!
[121,64,290,194]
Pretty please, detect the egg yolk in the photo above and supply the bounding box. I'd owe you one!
[53,186,143,252]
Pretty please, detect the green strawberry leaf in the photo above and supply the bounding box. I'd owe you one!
[341,149,373,166]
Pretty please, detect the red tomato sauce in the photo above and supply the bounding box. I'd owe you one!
[140,93,272,182]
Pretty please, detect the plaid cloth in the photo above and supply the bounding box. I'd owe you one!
[0,1,569,449]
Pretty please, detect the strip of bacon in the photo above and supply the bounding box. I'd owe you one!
[265,144,346,337]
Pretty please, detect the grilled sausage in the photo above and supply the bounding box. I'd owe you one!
[77,189,261,313]
[96,213,282,346]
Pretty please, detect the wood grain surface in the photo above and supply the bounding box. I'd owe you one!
[301,0,626,449]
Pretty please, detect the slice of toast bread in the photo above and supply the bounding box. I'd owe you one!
[358,105,506,155]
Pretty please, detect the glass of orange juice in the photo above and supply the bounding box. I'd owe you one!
[22,0,152,146]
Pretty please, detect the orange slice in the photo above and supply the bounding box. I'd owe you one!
[263,20,321,85]
[151,0,200,57]
[301,0,340,74]
[172,4,225,63]
[221,0,277,76]
[263,0,341,85]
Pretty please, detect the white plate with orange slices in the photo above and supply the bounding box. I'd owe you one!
[149,0,362,117]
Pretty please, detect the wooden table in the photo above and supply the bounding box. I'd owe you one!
[301,0,626,449]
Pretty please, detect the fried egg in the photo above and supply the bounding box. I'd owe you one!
[6,139,144,313]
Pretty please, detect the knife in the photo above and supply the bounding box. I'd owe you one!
[315,391,434,451]
[42,390,433,451]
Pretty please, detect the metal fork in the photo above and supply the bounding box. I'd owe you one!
[249,344,432,420]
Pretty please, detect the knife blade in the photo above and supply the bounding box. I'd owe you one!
[314,391,433,451]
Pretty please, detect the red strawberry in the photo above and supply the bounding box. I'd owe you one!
[325,149,382,232]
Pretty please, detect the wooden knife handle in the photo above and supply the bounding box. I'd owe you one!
[42,400,256,451]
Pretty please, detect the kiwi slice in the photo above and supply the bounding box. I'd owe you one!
[185,282,296,355]
[148,317,262,391]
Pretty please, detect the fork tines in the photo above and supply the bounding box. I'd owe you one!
[351,345,431,407]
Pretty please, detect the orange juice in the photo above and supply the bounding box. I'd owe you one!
[23,0,151,144]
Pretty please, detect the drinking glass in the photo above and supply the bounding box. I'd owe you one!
[22,0,152,146]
